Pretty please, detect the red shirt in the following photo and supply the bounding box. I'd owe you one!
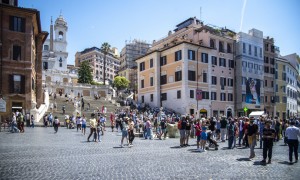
[195,123,202,136]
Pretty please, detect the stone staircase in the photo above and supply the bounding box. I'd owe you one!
[37,95,118,127]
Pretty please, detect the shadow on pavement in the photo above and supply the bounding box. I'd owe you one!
[221,147,232,150]
[170,146,182,149]
[236,158,251,161]
[278,161,293,165]
[253,161,266,166]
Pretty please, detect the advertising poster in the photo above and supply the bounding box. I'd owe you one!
[246,78,260,105]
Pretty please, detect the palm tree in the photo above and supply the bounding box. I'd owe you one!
[101,42,111,85]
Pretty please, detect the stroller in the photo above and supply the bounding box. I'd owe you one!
[206,131,219,150]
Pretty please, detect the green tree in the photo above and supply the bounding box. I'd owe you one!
[101,42,111,85]
[78,61,93,84]
[113,76,130,90]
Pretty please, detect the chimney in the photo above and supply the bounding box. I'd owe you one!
[50,16,53,51]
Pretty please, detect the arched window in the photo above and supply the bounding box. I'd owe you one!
[59,57,62,67]
[58,31,63,40]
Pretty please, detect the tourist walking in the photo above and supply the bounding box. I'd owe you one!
[160,119,167,140]
[87,113,97,142]
[128,118,135,146]
[195,119,202,151]
[30,115,35,128]
[76,114,82,132]
[179,117,187,147]
[247,118,258,159]
[120,118,129,147]
[220,116,227,142]
[261,120,275,164]
[185,119,191,146]
[227,120,235,149]
[285,121,300,164]
[53,116,60,133]
[81,115,87,135]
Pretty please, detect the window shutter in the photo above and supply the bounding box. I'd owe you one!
[21,18,26,32]
[21,75,25,94]
[9,16,14,30]
[9,75,14,93]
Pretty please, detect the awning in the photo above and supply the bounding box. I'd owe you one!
[249,111,265,118]
[12,107,22,109]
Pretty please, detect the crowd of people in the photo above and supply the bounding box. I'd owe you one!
[6,102,300,165]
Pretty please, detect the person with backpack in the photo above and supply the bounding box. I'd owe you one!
[261,120,275,165]
[53,116,60,133]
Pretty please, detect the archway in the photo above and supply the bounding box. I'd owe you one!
[199,109,207,118]
[227,108,232,118]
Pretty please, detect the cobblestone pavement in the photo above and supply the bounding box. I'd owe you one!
[0,127,299,180]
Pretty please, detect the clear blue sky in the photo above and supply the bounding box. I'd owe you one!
[20,0,300,65]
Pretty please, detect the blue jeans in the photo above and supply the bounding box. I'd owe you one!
[11,124,19,133]
[228,136,234,148]
[238,131,244,145]
[146,128,152,139]
[259,133,263,148]
[97,128,101,141]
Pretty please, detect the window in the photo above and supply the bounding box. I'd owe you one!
[227,78,233,87]
[203,72,207,83]
[141,96,144,103]
[282,86,286,93]
[282,72,286,81]
[202,91,209,99]
[175,50,182,61]
[175,71,182,81]
[243,43,246,53]
[211,92,217,100]
[271,45,275,53]
[211,76,217,85]
[160,56,167,66]
[228,60,234,68]
[13,45,21,60]
[43,62,48,70]
[139,62,145,71]
[220,93,226,101]
[44,45,49,51]
[265,96,268,103]
[188,50,195,60]
[59,63,62,67]
[9,16,25,32]
[188,71,196,81]
[140,79,145,88]
[254,46,257,56]
[265,43,269,51]
[150,77,153,86]
[276,84,278,92]
[270,68,275,74]
[242,94,246,102]
[264,66,269,73]
[242,61,247,68]
[270,58,274,65]
[150,94,153,102]
[227,44,232,53]
[160,75,167,85]
[219,58,226,67]
[211,56,217,65]
[264,56,269,63]
[201,53,208,63]
[161,93,167,101]
[177,90,181,99]
[220,77,226,89]
[264,80,267,87]
[219,41,224,52]
[210,39,215,48]
[190,90,194,98]
[150,59,153,68]
[282,96,287,103]
[228,93,233,101]
[248,44,252,55]
[271,81,274,88]
[10,74,25,94]
[259,48,262,57]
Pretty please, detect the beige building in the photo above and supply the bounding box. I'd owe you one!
[0,0,48,119]
[136,17,235,117]
[263,37,276,116]
[75,47,120,84]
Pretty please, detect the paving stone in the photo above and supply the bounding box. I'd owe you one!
[0,127,299,179]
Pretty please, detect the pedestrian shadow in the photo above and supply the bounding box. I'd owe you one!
[170,146,182,149]
[113,146,124,148]
[221,147,232,150]
[279,144,288,146]
[236,158,251,161]
[253,161,266,166]
[278,161,293,165]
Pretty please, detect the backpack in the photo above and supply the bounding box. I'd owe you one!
[177,120,182,129]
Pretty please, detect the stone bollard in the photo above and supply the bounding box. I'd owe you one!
[167,123,178,138]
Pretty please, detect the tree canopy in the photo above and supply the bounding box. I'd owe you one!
[77,61,93,84]
[113,76,130,90]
